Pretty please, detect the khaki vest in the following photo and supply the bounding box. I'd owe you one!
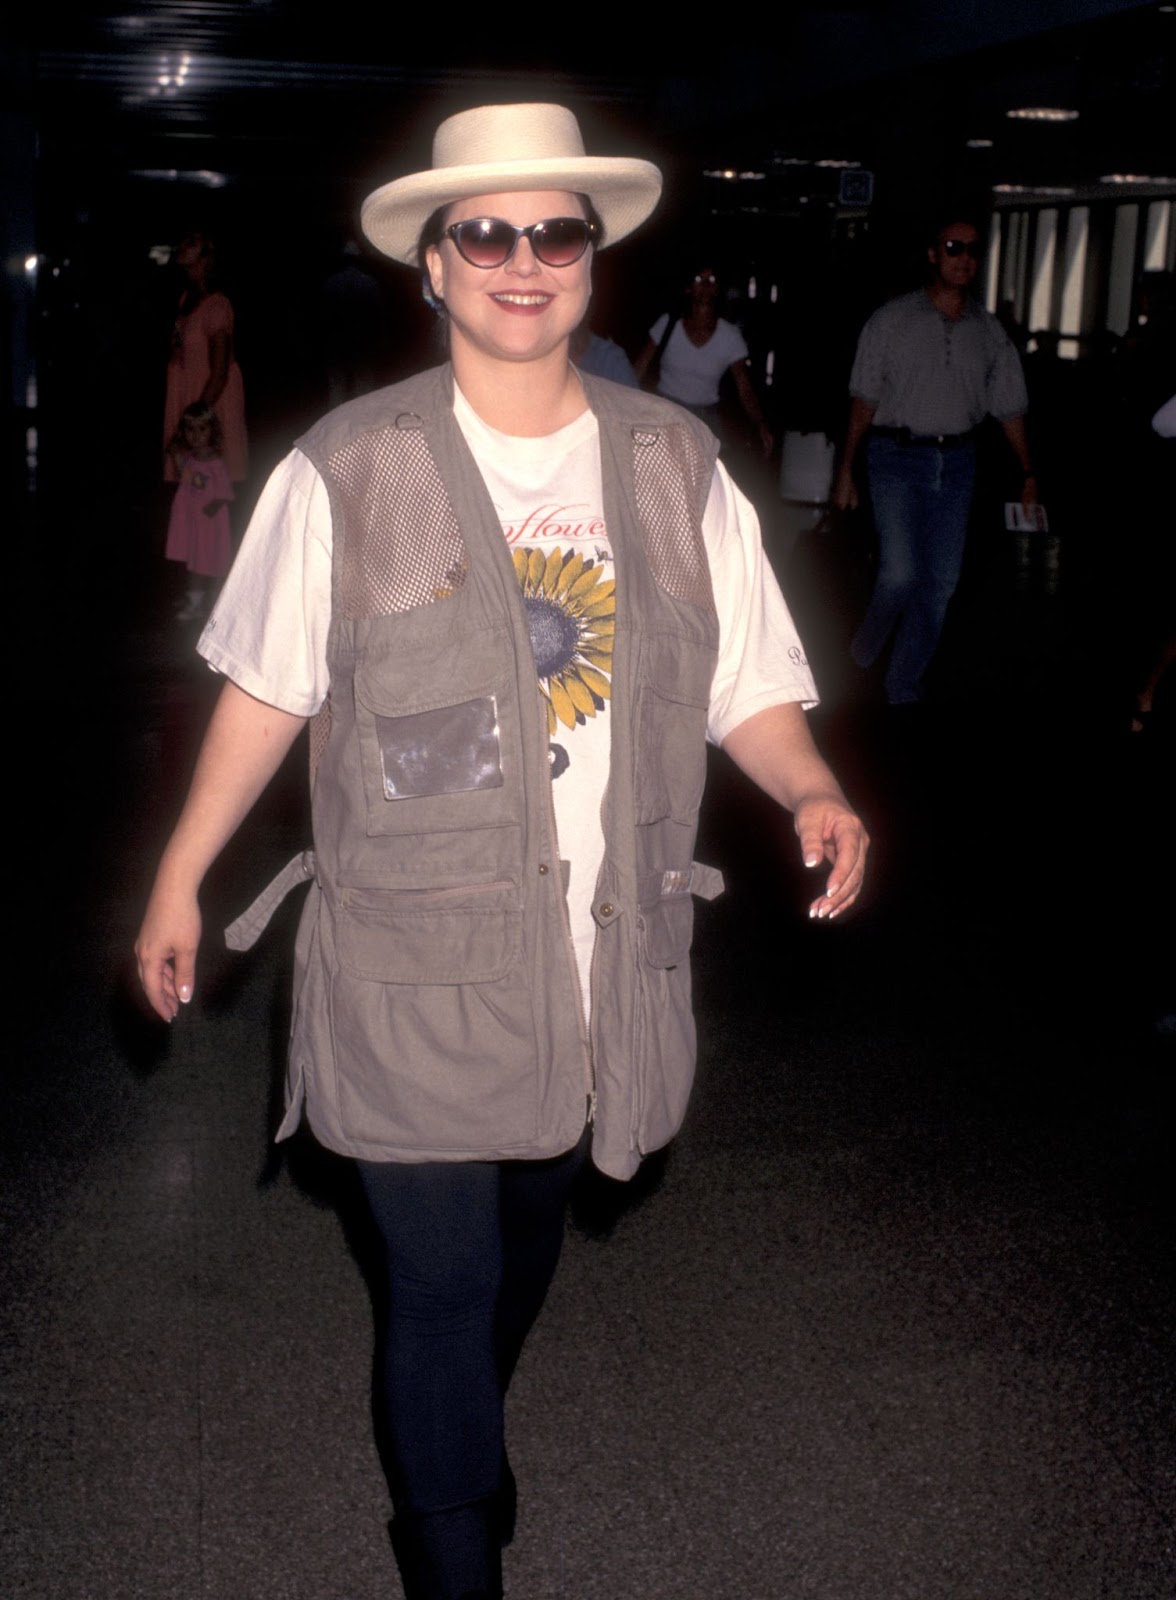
[232,366,722,1181]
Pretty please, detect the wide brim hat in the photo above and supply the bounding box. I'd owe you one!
[361,103,663,266]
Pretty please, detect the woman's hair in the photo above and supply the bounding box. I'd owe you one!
[415,193,605,311]
[169,401,223,457]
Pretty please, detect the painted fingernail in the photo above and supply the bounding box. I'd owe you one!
[178,985,192,1003]
[808,904,818,919]
[805,855,820,867]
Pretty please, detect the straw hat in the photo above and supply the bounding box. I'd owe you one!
[361,103,663,266]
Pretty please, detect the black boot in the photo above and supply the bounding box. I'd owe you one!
[388,1498,503,1600]
[494,1449,517,1549]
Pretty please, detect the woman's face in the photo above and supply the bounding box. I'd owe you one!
[425,190,593,370]
[174,233,209,273]
[689,267,719,306]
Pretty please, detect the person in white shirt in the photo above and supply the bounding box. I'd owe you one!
[635,263,774,456]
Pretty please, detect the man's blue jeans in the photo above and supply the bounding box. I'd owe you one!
[851,434,977,704]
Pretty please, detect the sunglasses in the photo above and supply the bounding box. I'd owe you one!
[443,216,600,269]
[942,238,982,259]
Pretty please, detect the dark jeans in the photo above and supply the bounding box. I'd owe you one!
[852,434,977,704]
[358,1132,588,1598]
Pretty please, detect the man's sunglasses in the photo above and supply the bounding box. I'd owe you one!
[443,216,600,270]
[942,238,982,259]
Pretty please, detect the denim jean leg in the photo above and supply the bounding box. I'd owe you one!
[359,1157,504,1598]
[882,443,975,703]
[852,436,922,671]
[358,1138,585,1598]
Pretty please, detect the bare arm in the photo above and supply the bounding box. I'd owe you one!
[997,414,1037,510]
[632,337,658,384]
[135,681,307,1019]
[730,361,774,458]
[201,330,232,407]
[722,701,869,919]
[832,395,878,511]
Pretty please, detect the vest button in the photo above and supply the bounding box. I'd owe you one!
[538,862,549,875]
[599,901,615,918]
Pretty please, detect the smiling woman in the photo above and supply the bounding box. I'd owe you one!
[135,99,867,1600]
[422,189,596,394]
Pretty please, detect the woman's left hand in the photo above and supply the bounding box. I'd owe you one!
[722,703,870,923]
[794,795,870,920]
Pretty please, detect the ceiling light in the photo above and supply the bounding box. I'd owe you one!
[966,138,994,149]
[993,183,1076,196]
[1006,107,1079,122]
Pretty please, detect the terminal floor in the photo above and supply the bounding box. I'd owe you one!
[4,481,1173,1599]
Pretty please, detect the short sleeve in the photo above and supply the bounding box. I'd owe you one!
[1152,394,1176,437]
[848,306,887,403]
[200,292,235,338]
[985,322,1028,419]
[704,462,818,745]
[719,320,749,367]
[649,313,669,344]
[197,449,331,716]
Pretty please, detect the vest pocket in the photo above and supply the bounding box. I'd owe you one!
[353,628,521,837]
[634,634,714,825]
[637,890,694,969]
[633,908,697,1154]
[329,880,540,1152]
[336,880,520,984]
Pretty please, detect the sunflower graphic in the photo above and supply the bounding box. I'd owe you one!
[512,546,615,737]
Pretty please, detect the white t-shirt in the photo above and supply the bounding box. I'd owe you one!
[648,315,749,408]
[199,387,816,1020]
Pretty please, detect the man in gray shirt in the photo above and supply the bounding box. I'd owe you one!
[833,217,1036,704]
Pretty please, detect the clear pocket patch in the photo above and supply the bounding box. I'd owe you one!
[375,695,504,801]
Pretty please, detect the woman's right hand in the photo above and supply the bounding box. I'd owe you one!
[135,873,202,1022]
[130,682,310,1023]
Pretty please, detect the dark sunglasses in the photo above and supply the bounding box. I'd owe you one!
[443,216,599,269]
[942,238,982,259]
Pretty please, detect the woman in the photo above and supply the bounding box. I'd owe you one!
[162,231,248,485]
[136,104,867,1600]
[635,262,773,456]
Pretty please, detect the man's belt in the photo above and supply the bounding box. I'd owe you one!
[871,425,976,448]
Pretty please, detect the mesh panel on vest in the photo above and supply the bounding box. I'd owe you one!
[308,700,332,786]
[630,424,716,614]
[329,421,470,620]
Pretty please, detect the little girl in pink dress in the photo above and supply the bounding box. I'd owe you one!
[165,403,234,619]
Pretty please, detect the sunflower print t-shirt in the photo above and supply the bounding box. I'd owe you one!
[200,395,820,1032]
[453,387,613,1026]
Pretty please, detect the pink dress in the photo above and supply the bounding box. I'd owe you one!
[165,454,234,577]
[163,291,248,482]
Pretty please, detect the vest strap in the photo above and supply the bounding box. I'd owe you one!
[224,850,317,952]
